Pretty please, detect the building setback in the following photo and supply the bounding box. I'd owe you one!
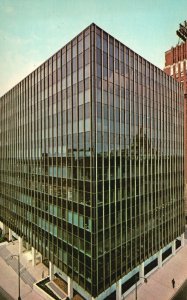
[0,23,185,299]
[164,41,187,220]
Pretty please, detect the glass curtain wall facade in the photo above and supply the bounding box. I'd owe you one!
[0,23,184,298]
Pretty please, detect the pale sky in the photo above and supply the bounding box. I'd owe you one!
[0,0,187,97]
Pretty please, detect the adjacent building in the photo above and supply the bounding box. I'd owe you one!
[164,40,187,220]
[0,23,185,300]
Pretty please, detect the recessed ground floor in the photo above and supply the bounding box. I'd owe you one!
[0,221,185,300]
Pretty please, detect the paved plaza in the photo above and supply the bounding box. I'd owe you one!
[0,240,47,300]
[124,239,187,300]
[1,237,187,299]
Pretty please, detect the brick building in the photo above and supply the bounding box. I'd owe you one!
[164,41,187,220]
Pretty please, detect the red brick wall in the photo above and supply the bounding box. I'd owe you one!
[165,41,187,66]
[164,42,187,217]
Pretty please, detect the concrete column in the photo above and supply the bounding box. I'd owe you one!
[18,237,23,255]
[172,240,176,256]
[1,224,5,235]
[54,265,57,274]
[8,228,12,242]
[32,247,36,267]
[68,276,73,299]
[139,262,144,283]
[158,249,162,268]
[0,221,3,230]
[2,224,8,235]
[25,242,30,250]
[181,233,185,247]
[116,279,121,300]
[49,261,54,280]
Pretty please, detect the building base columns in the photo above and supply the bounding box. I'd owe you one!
[181,233,185,247]
[116,279,121,300]
[8,228,12,242]
[2,223,8,236]
[68,276,73,300]
[26,242,31,251]
[139,262,144,283]
[49,261,54,281]
[172,240,176,256]
[32,247,36,267]
[158,249,162,268]
[18,237,23,255]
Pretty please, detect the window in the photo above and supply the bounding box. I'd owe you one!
[67,49,71,62]
[85,49,89,65]
[96,34,101,49]
[78,40,83,54]
[78,54,83,68]
[72,44,77,58]
[103,39,108,53]
[85,65,90,78]
[85,103,90,118]
[103,52,108,68]
[85,34,90,50]
[97,48,102,65]
[72,57,77,72]
[79,105,84,120]
[109,42,114,56]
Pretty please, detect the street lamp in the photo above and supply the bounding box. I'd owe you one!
[135,275,147,300]
[10,254,21,300]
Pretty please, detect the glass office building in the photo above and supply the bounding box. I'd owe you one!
[0,24,184,299]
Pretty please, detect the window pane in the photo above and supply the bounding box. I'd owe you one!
[85,34,90,50]
[78,40,83,54]
[96,34,101,49]
[73,44,77,58]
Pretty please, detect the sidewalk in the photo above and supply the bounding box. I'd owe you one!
[0,240,48,300]
[124,241,187,300]
[1,238,187,300]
